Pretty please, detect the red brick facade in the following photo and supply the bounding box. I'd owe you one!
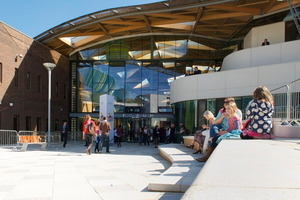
[0,22,69,131]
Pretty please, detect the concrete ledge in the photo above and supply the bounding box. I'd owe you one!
[148,144,204,192]
[181,139,300,200]
[183,136,199,150]
[274,125,300,138]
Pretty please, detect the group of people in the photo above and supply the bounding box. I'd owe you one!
[188,86,274,162]
[63,86,274,159]
[137,123,177,148]
[82,115,114,155]
[185,66,202,76]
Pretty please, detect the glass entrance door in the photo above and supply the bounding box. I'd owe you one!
[125,118,149,142]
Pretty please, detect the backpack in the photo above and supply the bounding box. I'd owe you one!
[87,123,95,136]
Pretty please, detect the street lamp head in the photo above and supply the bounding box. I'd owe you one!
[43,62,56,71]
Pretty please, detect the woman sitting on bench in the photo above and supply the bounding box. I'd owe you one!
[187,110,215,154]
[241,86,274,139]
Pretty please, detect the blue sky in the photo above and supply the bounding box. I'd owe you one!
[0,0,163,38]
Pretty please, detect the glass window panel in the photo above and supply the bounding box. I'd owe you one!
[92,62,109,112]
[175,61,192,79]
[77,62,94,112]
[109,64,125,106]
[78,50,89,60]
[142,67,158,90]
[158,64,172,110]
[105,40,129,60]
[126,63,141,83]
[125,83,142,106]
[142,64,158,90]
[141,89,157,113]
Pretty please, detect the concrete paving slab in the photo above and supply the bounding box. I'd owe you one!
[0,141,184,200]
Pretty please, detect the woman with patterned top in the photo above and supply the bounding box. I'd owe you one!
[241,86,274,139]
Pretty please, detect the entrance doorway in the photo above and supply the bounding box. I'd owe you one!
[125,118,150,142]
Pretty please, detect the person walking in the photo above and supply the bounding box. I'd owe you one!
[99,117,111,153]
[82,114,96,155]
[116,125,123,147]
[60,120,69,148]
[94,120,101,153]
[153,125,160,148]
[169,123,176,143]
[143,126,151,146]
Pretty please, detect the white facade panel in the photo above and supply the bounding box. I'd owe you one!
[197,73,226,91]
[244,22,285,49]
[296,63,300,78]
[226,68,258,89]
[222,40,300,71]
[222,50,251,71]
[251,44,282,67]
[282,41,300,63]
[100,94,114,142]
[170,61,300,104]
[258,63,296,86]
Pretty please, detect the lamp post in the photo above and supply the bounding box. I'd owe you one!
[43,62,56,148]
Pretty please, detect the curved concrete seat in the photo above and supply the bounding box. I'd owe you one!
[181,139,300,200]
[148,143,205,192]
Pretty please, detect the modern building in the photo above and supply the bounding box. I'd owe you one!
[1,0,300,134]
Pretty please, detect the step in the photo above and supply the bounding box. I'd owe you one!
[148,144,204,192]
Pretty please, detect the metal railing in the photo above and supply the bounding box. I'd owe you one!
[0,131,83,149]
[271,78,300,121]
[0,130,18,148]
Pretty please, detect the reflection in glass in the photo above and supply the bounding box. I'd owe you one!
[73,33,223,115]
[125,82,142,106]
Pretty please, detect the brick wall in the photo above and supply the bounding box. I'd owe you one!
[0,22,70,131]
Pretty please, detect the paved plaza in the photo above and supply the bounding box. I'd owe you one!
[0,142,183,200]
[1,138,300,200]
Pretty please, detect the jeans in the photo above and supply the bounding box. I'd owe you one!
[100,134,110,152]
[210,124,222,138]
[209,124,223,148]
[62,133,68,148]
[85,134,93,151]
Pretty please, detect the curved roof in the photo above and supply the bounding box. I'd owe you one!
[35,0,299,57]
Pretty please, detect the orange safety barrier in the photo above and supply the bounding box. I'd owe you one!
[19,135,41,143]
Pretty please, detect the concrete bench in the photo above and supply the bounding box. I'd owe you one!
[181,139,300,200]
[18,135,47,151]
[183,131,210,153]
[148,143,204,192]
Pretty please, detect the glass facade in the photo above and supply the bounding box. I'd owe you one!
[71,60,173,114]
[173,97,254,135]
[70,35,222,132]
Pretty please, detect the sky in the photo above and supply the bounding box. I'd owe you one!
[0,0,164,38]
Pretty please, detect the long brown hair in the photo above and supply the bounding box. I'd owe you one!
[253,86,274,104]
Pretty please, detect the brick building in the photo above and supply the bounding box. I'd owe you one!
[0,22,69,131]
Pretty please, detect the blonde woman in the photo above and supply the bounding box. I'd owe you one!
[188,110,215,154]
[196,100,242,162]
